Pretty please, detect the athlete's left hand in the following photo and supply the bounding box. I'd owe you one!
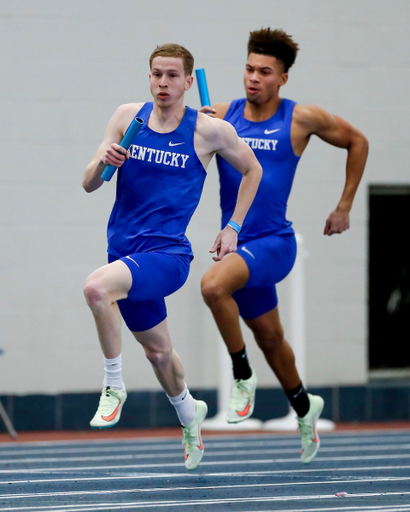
[210,226,238,261]
[324,209,350,235]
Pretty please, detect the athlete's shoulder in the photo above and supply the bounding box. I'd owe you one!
[197,112,236,137]
[292,103,331,133]
[195,112,239,153]
[293,103,329,121]
[111,102,145,125]
[115,102,146,118]
[109,103,146,137]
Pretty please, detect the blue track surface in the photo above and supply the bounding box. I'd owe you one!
[1,428,410,511]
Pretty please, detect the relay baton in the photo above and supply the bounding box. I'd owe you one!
[101,116,144,181]
[195,68,211,108]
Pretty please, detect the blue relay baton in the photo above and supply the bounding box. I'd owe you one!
[195,68,211,108]
[101,116,144,182]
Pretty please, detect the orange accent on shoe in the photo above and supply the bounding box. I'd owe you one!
[101,401,121,422]
[184,428,203,462]
[313,421,318,443]
[198,425,203,450]
[237,400,251,417]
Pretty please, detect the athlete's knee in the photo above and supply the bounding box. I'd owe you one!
[144,345,173,368]
[84,275,109,310]
[254,325,285,354]
[201,271,229,306]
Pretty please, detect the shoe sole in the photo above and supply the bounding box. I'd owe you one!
[90,423,119,430]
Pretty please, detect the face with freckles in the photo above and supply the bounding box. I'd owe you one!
[244,53,288,105]
[149,56,193,108]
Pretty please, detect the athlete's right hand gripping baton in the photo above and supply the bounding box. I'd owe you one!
[101,116,144,182]
[195,68,211,108]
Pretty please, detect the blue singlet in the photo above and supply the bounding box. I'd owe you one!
[105,103,206,331]
[217,98,301,319]
[107,102,206,259]
[217,98,300,242]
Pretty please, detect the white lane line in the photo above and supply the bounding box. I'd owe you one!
[2,452,410,475]
[2,443,410,465]
[0,446,180,457]
[0,431,410,453]
[1,476,410,501]
[2,452,410,474]
[1,491,410,511]
[0,463,410,486]
[1,432,409,453]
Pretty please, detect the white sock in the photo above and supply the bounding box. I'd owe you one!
[167,384,196,426]
[103,354,124,389]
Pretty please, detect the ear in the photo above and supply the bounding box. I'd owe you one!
[279,73,289,87]
[185,75,194,91]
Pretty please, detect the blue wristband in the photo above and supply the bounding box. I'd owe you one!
[227,220,241,233]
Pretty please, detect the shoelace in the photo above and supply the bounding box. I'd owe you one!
[231,380,252,408]
[97,388,119,415]
[298,418,313,446]
[181,426,197,452]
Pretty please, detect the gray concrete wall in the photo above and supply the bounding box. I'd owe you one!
[0,0,408,394]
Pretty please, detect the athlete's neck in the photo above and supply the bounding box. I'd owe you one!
[149,103,186,133]
[243,96,282,122]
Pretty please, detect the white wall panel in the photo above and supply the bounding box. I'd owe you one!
[1,0,408,393]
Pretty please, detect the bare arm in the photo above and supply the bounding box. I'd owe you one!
[295,105,369,235]
[216,122,262,228]
[197,116,262,260]
[82,103,143,193]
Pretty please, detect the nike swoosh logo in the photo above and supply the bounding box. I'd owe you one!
[169,141,185,146]
[264,128,280,134]
[237,400,251,417]
[126,256,140,267]
[241,246,255,259]
[198,424,204,450]
[313,420,318,443]
[102,401,121,422]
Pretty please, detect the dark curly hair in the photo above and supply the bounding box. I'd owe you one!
[248,28,299,72]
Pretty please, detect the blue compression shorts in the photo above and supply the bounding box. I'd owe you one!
[233,233,297,320]
[108,252,191,332]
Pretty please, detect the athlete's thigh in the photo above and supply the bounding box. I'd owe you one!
[108,252,190,332]
[203,252,250,294]
[237,233,296,289]
[88,259,133,301]
[231,233,296,320]
[233,285,278,320]
[116,295,167,332]
[110,252,190,302]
